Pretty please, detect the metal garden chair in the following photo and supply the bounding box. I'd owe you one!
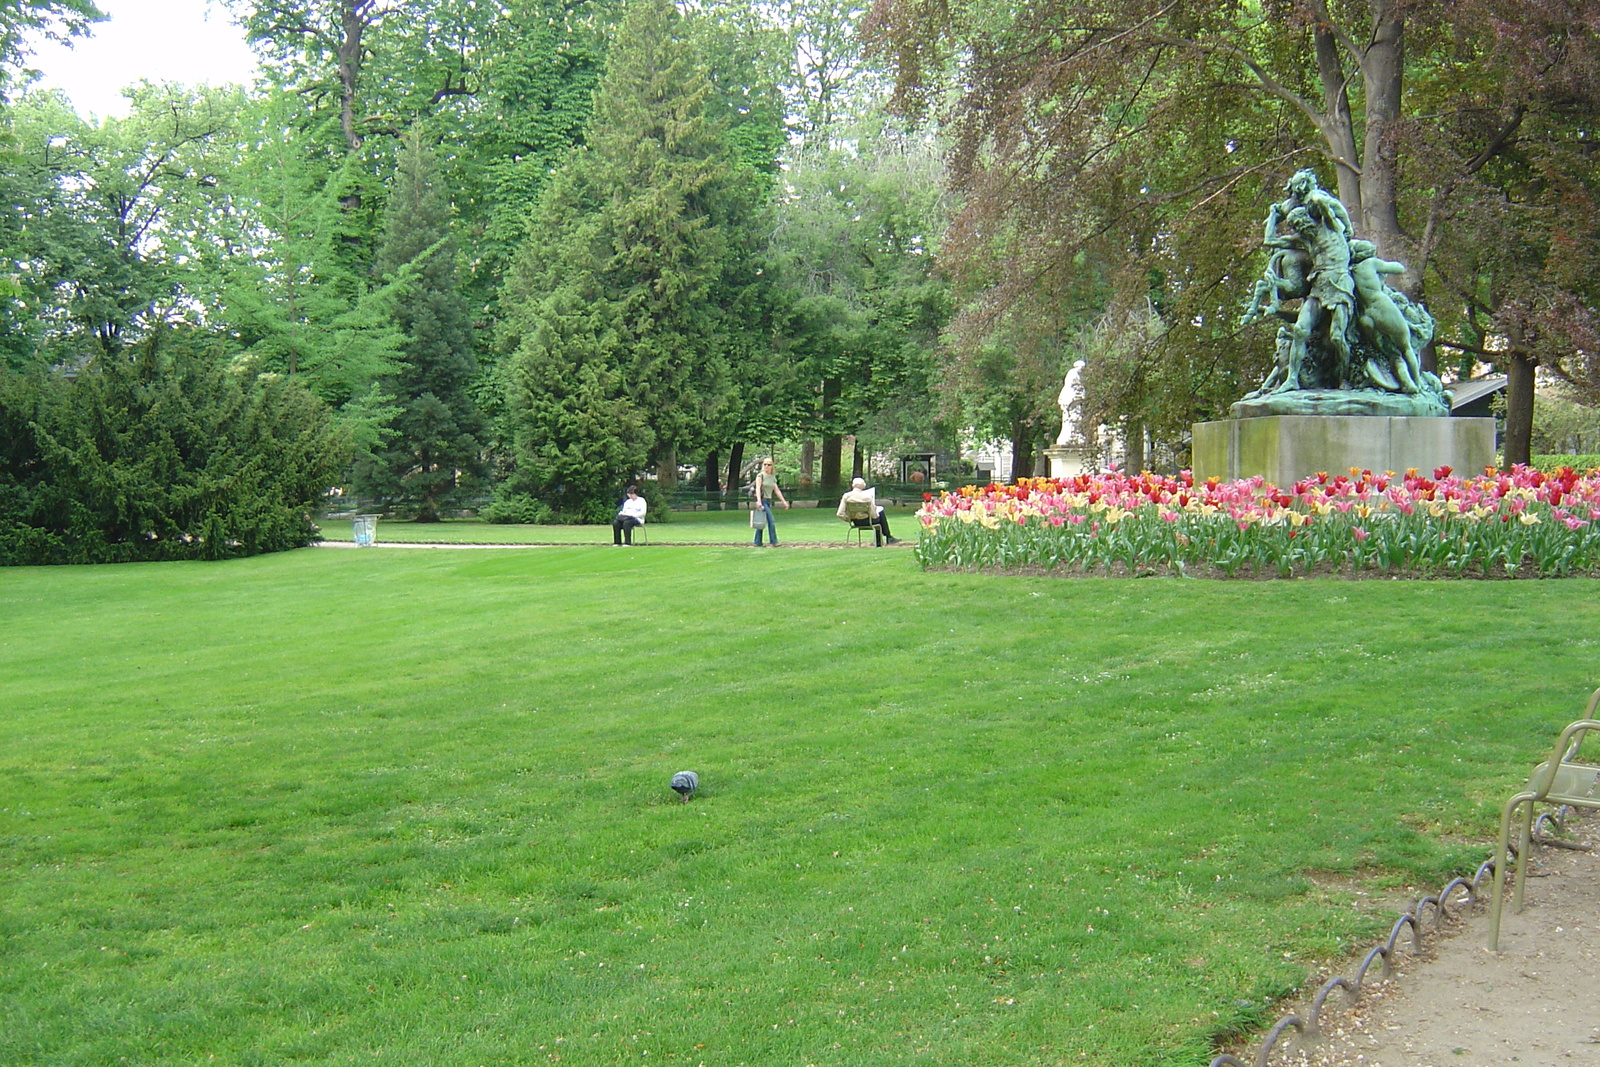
[1488,687,1600,950]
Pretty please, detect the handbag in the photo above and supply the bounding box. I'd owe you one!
[750,505,767,528]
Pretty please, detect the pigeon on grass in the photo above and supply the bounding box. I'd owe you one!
[670,770,699,802]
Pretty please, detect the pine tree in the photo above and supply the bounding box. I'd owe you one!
[497,169,651,515]
[586,0,736,474]
[363,127,484,521]
[498,0,773,505]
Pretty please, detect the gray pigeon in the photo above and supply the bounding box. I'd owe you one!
[670,770,699,802]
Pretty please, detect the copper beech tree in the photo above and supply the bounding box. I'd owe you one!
[863,0,1600,467]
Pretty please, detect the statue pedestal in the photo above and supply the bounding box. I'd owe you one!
[1045,445,1093,478]
[1191,415,1496,486]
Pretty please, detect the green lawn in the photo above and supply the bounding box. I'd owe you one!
[2,543,1595,1066]
[317,506,923,545]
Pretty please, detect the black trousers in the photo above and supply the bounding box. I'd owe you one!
[613,515,642,544]
[852,512,893,546]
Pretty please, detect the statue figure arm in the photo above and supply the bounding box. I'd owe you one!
[1263,201,1287,244]
[1325,196,1354,238]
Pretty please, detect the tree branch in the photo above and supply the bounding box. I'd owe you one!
[1299,0,1367,71]
[1150,32,1327,135]
[1465,104,1526,174]
[1433,338,1501,359]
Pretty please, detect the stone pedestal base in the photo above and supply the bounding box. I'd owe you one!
[1191,415,1496,486]
[1045,445,1092,478]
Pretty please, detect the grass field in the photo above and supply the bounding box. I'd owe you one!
[316,507,924,546]
[3,527,1596,1065]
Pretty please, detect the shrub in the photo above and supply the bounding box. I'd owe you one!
[555,496,620,526]
[1532,454,1600,474]
[481,492,555,525]
[0,336,346,565]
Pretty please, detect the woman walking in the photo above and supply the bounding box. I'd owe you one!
[751,457,789,546]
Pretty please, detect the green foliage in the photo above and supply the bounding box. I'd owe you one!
[771,116,953,458]
[1532,454,1600,474]
[498,0,783,502]
[236,0,625,332]
[480,491,555,524]
[471,0,618,304]
[0,334,345,564]
[558,495,619,525]
[499,263,652,512]
[355,127,484,521]
[1532,390,1600,456]
[2,86,244,366]
[0,0,102,100]
[220,109,407,466]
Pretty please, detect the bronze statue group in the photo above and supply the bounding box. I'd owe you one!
[1240,169,1448,413]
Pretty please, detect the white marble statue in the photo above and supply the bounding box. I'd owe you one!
[1055,360,1087,446]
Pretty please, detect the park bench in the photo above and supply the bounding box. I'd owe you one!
[1487,688,1600,950]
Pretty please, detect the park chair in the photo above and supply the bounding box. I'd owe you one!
[841,497,878,546]
[1488,687,1600,950]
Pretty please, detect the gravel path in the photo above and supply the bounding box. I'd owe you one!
[1282,817,1600,1067]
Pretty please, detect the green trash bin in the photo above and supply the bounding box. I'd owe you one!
[353,515,378,547]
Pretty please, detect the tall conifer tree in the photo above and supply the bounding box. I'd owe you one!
[362,127,483,521]
[498,0,771,505]
[584,0,734,475]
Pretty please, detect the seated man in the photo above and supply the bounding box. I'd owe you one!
[836,477,899,546]
[612,485,647,545]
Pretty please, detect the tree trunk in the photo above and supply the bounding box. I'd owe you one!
[726,442,745,494]
[704,449,720,492]
[339,0,374,154]
[1124,418,1146,474]
[800,440,815,479]
[1008,421,1032,483]
[1503,350,1536,470]
[1312,25,1364,233]
[1417,337,1437,377]
[818,376,842,490]
[851,439,864,479]
[656,446,677,491]
[820,434,842,490]
[1358,3,1409,268]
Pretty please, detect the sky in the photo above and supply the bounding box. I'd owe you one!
[24,0,259,120]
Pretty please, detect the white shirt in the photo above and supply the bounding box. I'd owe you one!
[619,495,647,522]
[837,487,881,520]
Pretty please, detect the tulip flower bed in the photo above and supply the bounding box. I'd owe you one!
[915,467,1600,578]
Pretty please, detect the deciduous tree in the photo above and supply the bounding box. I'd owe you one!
[862,0,1600,468]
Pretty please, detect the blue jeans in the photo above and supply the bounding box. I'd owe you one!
[753,503,777,545]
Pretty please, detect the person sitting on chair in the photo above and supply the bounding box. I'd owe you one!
[612,485,647,545]
[836,477,899,546]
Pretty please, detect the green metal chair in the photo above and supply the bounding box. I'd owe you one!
[841,498,877,546]
[1488,688,1600,950]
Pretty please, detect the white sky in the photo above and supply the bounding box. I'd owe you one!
[24,0,258,120]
